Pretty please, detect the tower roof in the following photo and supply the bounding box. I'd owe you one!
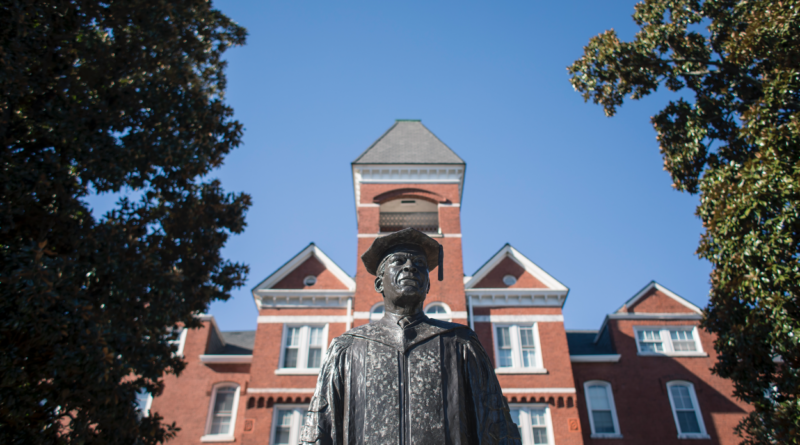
[353,120,465,165]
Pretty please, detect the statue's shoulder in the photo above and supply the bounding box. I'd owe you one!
[341,321,386,340]
[425,317,469,332]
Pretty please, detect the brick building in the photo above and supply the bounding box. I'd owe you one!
[150,121,750,444]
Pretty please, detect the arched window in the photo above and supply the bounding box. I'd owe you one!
[666,381,708,439]
[370,303,385,322]
[202,383,240,441]
[583,381,621,438]
[424,302,452,321]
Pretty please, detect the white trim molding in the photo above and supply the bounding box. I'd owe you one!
[508,403,556,445]
[200,355,253,364]
[271,404,309,445]
[474,314,564,323]
[465,244,568,292]
[352,164,466,212]
[467,290,568,308]
[277,324,329,374]
[593,313,703,344]
[570,354,621,363]
[502,387,576,394]
[258,315,349,324]
[492,322,547,374]
[616,281,702,314]
[247,388,316,394]
[251,244,355,309]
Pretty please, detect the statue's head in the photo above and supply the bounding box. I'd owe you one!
[361,228,442,315]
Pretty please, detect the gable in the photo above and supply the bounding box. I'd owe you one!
[273,256,349,290]
[473,257,548,289]
[616,282,701,314]
[465,244,567,291]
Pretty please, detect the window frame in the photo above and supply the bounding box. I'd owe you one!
[275,324,329,375]
[270,404,308,445]
[424,302,452,321]
[369,302,385,322]
[508,403,555,445]
[666,381,710,439]
[583,380,622,438]
[492,323,546,374]
[633,326,706,357]
[201,382,241,442]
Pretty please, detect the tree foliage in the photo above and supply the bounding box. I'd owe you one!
[0,1,249,443]
[569,0,799,442]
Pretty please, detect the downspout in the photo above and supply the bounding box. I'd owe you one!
[468,295,474,331]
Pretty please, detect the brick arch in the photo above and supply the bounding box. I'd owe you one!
[373,188,450,204]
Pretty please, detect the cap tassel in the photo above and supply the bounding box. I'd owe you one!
[438,244,444,281]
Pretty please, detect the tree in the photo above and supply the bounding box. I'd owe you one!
[568,0,799,442]
[0,1,250,443]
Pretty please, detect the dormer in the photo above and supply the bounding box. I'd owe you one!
[251,243,355,309]
[465,244,569,307]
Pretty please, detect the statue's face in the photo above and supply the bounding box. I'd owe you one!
[375,245,429,314]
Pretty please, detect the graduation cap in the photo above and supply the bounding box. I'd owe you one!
[361,228,444,281]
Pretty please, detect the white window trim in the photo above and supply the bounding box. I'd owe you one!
[492,323,547,374]
[424,302,452,321]
[276,324,329,375]
[167,327,188,358]
[270,404,308,445]
[633,326,707,357]
[200,382,240,442]
[508,403,555,445]
[369,302,385,322]
[666,381,710,439]
[583,380,623,438]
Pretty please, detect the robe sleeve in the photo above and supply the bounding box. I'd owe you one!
[299,335,351,445]
[463,332,522,445]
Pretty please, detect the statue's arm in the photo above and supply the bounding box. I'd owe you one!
[463,332,522,445]
[299,336,350,445]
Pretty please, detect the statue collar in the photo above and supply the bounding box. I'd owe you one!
[344,312,465,352]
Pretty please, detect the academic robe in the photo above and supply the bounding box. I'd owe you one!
[299,311,521,445]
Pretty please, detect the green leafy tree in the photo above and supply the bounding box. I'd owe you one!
[568,0,799,442]
[0,1,249,443]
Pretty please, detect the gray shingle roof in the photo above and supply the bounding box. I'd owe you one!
[353,120,464,165]
[206,331,256,355]
[566,330,616,355]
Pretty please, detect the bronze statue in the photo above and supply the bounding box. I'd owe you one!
[300,228,521,445]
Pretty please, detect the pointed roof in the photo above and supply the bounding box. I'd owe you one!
[465,244,568,291]
[614,281,702,314]
[353,120,465,165]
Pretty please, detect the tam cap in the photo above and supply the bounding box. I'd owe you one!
[361,228,444,281]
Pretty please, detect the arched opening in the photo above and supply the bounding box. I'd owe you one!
[379,198,438,233]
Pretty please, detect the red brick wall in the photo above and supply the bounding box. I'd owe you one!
[571,319,749,444]
[272,256,348,290]
[626,288,698,314]
[473,257,548,289]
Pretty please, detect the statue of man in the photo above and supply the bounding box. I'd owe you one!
[299,228,521,445]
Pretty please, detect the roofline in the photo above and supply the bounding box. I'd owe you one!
[465,244,569,294]
[615,281,702,314]
[352,120,466,165]
[250,242,316,294]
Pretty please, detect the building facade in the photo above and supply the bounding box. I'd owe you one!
[151,121,750,444]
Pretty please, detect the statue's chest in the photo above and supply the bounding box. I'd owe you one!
[361,336,447,445]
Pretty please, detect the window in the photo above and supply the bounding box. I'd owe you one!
[633,326,705,356]
[271,406,308,445]
[583,381,622,438]
[202,383,240,442]
[493,324,545,373]
[135,389,153,419]
[666,381,709,439]
[424,302,451,321]
[168,327,187,357]
[370,303,384,322]
[379,198,439,233]
[509,405,554,445]
[303,275,317,286]
[278,325,328,373]
[503,275,517,286]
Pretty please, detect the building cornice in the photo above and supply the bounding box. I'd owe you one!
[467,289,568,307]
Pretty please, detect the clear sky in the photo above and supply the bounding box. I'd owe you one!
[91,0,711,332]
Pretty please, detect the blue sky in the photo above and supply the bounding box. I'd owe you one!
[91,1,711,332]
